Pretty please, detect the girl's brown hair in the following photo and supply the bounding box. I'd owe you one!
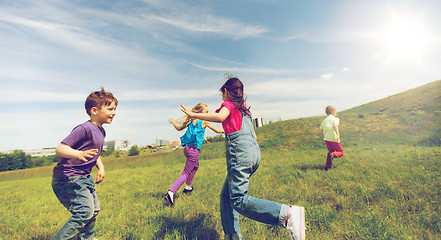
[85,87,118,116]
[220,74,250,113]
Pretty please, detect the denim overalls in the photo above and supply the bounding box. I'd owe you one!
[220,111,290,239]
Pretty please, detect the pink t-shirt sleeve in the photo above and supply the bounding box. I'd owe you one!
[216,101,243,134]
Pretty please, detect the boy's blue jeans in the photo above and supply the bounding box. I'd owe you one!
[220,113,290,238]
[52,175,100,240]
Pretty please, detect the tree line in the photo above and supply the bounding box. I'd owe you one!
[1,135,226,172]
[0,150,59,172]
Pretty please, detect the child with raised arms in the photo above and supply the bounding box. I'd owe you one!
[51,87,117,240]
[320,105,344,170]
[180,76,305,240]
[165,103,224,206]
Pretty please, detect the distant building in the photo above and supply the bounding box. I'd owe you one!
[104,140,131,151]
[169,141,180,148]
[156,139,169,147]
[3,148,57,157]
[253,117,265,129]
[144,144,156,149]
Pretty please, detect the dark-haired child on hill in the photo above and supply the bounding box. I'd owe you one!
[51,88,117,240]
[320,105,344,170]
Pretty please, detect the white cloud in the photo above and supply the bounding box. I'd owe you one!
[372,52,385,59]
[118,88,217,101]
[320,73,333,79]
[188,62,298,75]
[0,89,84,103]
[147,14,268,39]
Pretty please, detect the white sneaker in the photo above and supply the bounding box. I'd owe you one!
[286,206,305,240]
[165,191,174,206]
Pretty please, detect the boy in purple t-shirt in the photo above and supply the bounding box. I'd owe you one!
[51,87,117,240]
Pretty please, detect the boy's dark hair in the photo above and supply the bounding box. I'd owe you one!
[85,87,118,116]
[220,74,250,113]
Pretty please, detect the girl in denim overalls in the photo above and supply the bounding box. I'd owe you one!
[166,103,224,206]
[181,77,306,240]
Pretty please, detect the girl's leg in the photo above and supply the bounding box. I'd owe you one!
[168,146,198,193]
[169,172,189,193]
[220,178,241,238]
[185,148,200,186]
[228,161,286,226]
[224,135,287,227]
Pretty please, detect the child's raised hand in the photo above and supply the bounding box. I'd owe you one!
[78,149,99,162]
[168,118,175,124]
[180,103,193,117]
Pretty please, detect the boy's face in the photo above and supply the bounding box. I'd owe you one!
[93,101,117,125]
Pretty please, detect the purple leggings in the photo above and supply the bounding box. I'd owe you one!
[169,145,200,193]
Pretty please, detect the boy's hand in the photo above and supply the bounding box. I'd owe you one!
[78,149,99,162]
[96,169,105,184]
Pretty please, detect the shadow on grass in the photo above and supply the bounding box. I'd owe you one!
[154,213,220,240]
[30,234,52,240]
[299,164,327,171]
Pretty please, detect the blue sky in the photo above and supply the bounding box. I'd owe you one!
[1,0,440,151]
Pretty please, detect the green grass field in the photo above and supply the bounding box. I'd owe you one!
[0,144,440,239]
[1,80,440,239]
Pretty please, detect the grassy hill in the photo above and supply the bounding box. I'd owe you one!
[257,79,441,149]
[0,80,440,239]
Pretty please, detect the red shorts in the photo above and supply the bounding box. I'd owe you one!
[325,141,344,158]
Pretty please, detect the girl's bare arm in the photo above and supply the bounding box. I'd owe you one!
[203,121,224,133]
[181,103,230,123]
[169,118,186,131]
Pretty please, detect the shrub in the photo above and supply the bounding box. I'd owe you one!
[128,145,141,156]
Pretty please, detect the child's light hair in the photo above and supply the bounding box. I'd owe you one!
[325,105,336,115]
[179,103,208,127]
[85,87,118,116]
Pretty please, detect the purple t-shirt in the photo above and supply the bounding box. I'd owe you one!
[53,120,106,178]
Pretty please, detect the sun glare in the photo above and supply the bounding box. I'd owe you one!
[381,10,432,60]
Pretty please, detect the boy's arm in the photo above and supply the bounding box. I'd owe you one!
[95,156,105,184]
[56,143,98,162]
[169,118,186,131]
[204,122,224,133]
[320,129,324,139]
[333,123,340,142]
[181,103,230,123]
